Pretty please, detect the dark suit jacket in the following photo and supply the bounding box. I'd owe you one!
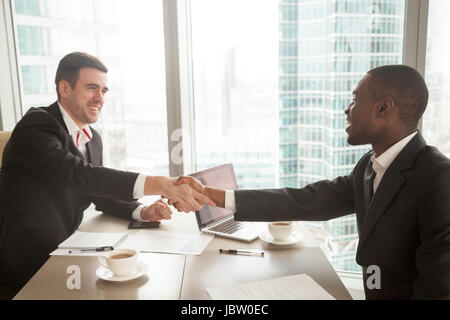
[0,102,141,287]
[234,132,450,299]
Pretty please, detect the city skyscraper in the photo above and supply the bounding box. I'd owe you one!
[191,0,278,189]
[278,0,405,271]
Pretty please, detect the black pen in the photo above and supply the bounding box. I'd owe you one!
[68,246,114,254]
[219,249,264,257]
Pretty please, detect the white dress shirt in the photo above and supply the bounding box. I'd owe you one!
[58,102,148,221]
[370,131,417,193]
[224,131,418,212]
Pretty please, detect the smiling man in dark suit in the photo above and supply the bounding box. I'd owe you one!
[0,52,214,299]
[174,65,450,299]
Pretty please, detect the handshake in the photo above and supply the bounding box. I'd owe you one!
[140,176,225,221]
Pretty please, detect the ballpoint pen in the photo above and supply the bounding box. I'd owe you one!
[219,249,264,257]
[68,246,114,254]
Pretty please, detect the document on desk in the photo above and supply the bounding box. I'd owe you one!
[57,231,128,249]
[207,273,335,300]
[118,230,214,255]
[50,231,129,256]
[50,230,128,256]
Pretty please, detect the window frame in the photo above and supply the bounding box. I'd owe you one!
[402,0,429,131]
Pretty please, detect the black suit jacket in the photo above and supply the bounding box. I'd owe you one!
[234,132,450,299]
[0,102,141,287]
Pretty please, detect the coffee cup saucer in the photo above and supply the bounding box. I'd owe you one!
[96,260,148,282]
[259,230,304,246]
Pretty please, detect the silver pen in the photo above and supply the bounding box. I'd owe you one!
[68,246,114,254]
[219,249,264,257]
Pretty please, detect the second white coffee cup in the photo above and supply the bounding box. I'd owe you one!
[98,248,138,276]
[268,221,296,241]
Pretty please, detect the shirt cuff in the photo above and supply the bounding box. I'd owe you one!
[132,205,148,221]
[225,190,236,213]
[133,174,147,199]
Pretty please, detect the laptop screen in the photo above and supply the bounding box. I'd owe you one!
[189,163,238,229]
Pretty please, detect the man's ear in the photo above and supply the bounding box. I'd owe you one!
[375,96,394,119]
[58,80,71,99]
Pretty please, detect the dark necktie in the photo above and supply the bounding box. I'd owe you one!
[368,168,376,201]
[364,164,376,203]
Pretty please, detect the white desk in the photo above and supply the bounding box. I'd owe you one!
[14,209,352,300]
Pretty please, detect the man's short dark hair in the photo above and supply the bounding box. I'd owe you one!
[367,65,429,128]
[55,52,108,100]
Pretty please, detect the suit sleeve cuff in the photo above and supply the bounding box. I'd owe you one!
[132,205,148,221]
[225,190,236,213]
[133,174,147,199]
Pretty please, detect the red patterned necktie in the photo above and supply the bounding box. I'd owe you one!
[76,129,91,147]
[82,128,91,141]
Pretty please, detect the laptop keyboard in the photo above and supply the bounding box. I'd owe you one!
[209,219,250,234]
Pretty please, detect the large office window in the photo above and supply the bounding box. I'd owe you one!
[12,0,169,177]
[5,0,446,276]
[190,0,279,189]
[422,0,450,157]
[191,0,405,273]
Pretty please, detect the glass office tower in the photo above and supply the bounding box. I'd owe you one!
[279,0,404,271]
[193,43,278,188]
[191,0,278,189]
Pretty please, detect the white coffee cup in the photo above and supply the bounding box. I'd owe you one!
[268,221,296,241]
[98,248,138,276]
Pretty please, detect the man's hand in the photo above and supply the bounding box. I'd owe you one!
[168,176,225,212]
[174,176,206,193]
[157,176,215,212]
[140,199,173,222]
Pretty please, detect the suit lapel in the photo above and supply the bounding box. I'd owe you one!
[357,132,428,250]
[359,168,405,247]
[85,141,92,163]
[46,102,84,160]
[85,129,102,166]
[47,102,68,132]
[47,102,102,165]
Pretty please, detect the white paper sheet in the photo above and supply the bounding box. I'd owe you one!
[50,231,128,256]
[117,230,214,255]
[207,273,336,300]
[57,231,128,249]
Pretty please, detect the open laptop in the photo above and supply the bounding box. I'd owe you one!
[190,163,266,242]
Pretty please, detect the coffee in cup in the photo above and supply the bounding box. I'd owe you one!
[268,221,296,241]
[98,248,138,276]
[110,253,134,259]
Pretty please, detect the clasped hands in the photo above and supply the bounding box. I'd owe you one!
[141,176,216,221]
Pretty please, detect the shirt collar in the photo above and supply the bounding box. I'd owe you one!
[57,101,93,143]
[370,131,418,173]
